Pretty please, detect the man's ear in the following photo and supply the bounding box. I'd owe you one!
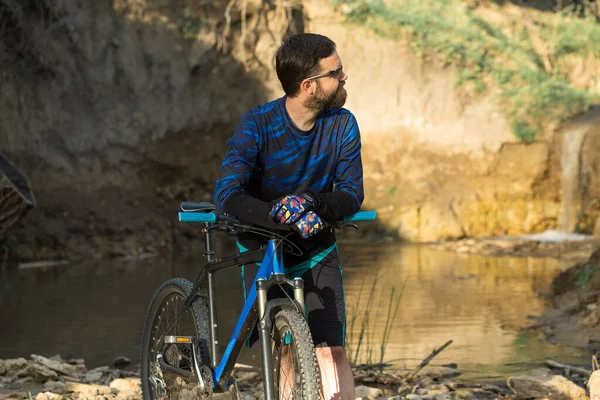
[300,79,315,95]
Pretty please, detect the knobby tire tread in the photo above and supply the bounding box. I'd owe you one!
[274,308,321,400]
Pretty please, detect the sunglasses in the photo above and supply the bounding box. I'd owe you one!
[295,65,344,84]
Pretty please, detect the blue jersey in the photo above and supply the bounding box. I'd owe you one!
[214,96,364,263]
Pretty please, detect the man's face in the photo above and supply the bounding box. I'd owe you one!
[303,51,348,112]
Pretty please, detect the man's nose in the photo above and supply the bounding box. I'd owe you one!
[340,72,348,82]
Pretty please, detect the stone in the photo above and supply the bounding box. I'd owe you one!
[482,384,504,393]
[48,355,65,363]
[4,358,27,375]
[406,395,422,400]
[116,390,141,400]
[14,362,58,382]
[508,369,588,400]
[31,354,79,377]
[417,367,462,380]
[423,395,452,400]
[110,378,141,393]
[589,369,600,400]
[0,359,5,375]
[354,385,382,399]
[453,389,475,399]
[429,384,450,393]
[419,376,434,386]
[64,382,115,396]
[84,370,103,383]
[35,392,64,400]
[113,357,131,367]
[43,380,66,393]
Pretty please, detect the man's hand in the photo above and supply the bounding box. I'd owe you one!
[269,193,313,224]
[291,211,324,239]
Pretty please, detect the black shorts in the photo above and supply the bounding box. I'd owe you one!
[240,243,346,348]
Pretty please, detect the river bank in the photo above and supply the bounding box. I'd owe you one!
[0,353,596,400]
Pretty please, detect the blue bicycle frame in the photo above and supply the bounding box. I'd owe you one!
[178,210,377,397]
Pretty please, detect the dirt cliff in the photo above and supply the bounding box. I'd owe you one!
[1,0,599,261]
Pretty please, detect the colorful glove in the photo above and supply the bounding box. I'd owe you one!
[291,211,324,239]
[269,193,313,224]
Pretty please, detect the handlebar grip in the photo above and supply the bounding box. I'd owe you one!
[343,210,377,222]
[178,212,217,223]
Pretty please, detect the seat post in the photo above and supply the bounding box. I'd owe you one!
[204,222,219,367]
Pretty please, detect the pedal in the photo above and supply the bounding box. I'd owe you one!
[164,336,194,344]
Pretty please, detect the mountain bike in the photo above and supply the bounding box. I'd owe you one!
[140,201,376,400]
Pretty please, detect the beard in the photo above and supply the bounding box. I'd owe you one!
[304,81,347,113]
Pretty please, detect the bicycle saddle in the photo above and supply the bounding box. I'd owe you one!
[180,202,216,212]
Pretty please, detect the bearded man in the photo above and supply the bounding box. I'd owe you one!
[214,33,364,399]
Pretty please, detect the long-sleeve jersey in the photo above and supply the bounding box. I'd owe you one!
[214,96,364,267]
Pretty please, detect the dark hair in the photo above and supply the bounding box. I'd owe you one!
[275,33,336,97]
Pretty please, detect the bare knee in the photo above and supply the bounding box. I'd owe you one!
[315,346,347,363]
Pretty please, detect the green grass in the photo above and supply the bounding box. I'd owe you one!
[331,0,600,141]
[573,263,597,288]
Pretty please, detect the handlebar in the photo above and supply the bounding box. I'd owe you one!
[178,210,377,224]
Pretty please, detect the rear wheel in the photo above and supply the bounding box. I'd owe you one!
[272,309,321,399]
[140,278,211,400]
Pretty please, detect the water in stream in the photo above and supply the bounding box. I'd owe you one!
[0,242,587,383]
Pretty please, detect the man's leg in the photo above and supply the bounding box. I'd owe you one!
[316,346,355,400]
[298,247,354,399]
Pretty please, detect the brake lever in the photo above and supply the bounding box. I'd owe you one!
[330,222,359,230]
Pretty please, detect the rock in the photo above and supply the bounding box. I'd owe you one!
[418,367,462,380]
[84,370,104,383]
[48,355,65,363]
[0,360,5,375]
[482,384,504,393]
[406,395,422,400]
[453,389,475,399]
[4,358,27,375]
[116,390,141,400]
[423,395,451,400]
[16,376,34,386]
[429,384,450,393]
[43,380,66,393]
[31,354,78,377]
[110,378,141,393]
[35,392,64,400]
[418,376,434,386]
[14,362,58,383]
[354,385,382,399]
[114,357,131,367]
[589,369,600,400]
[507,368,588,400]
[64,382,115,396]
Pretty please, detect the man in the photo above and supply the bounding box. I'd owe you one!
[214,33,363,399]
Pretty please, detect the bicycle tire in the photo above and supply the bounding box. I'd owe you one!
[140,278,211,400]
[272,308,321,399]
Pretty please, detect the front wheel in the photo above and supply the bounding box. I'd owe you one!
[271,309,321,399]
[140,278,212,400]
